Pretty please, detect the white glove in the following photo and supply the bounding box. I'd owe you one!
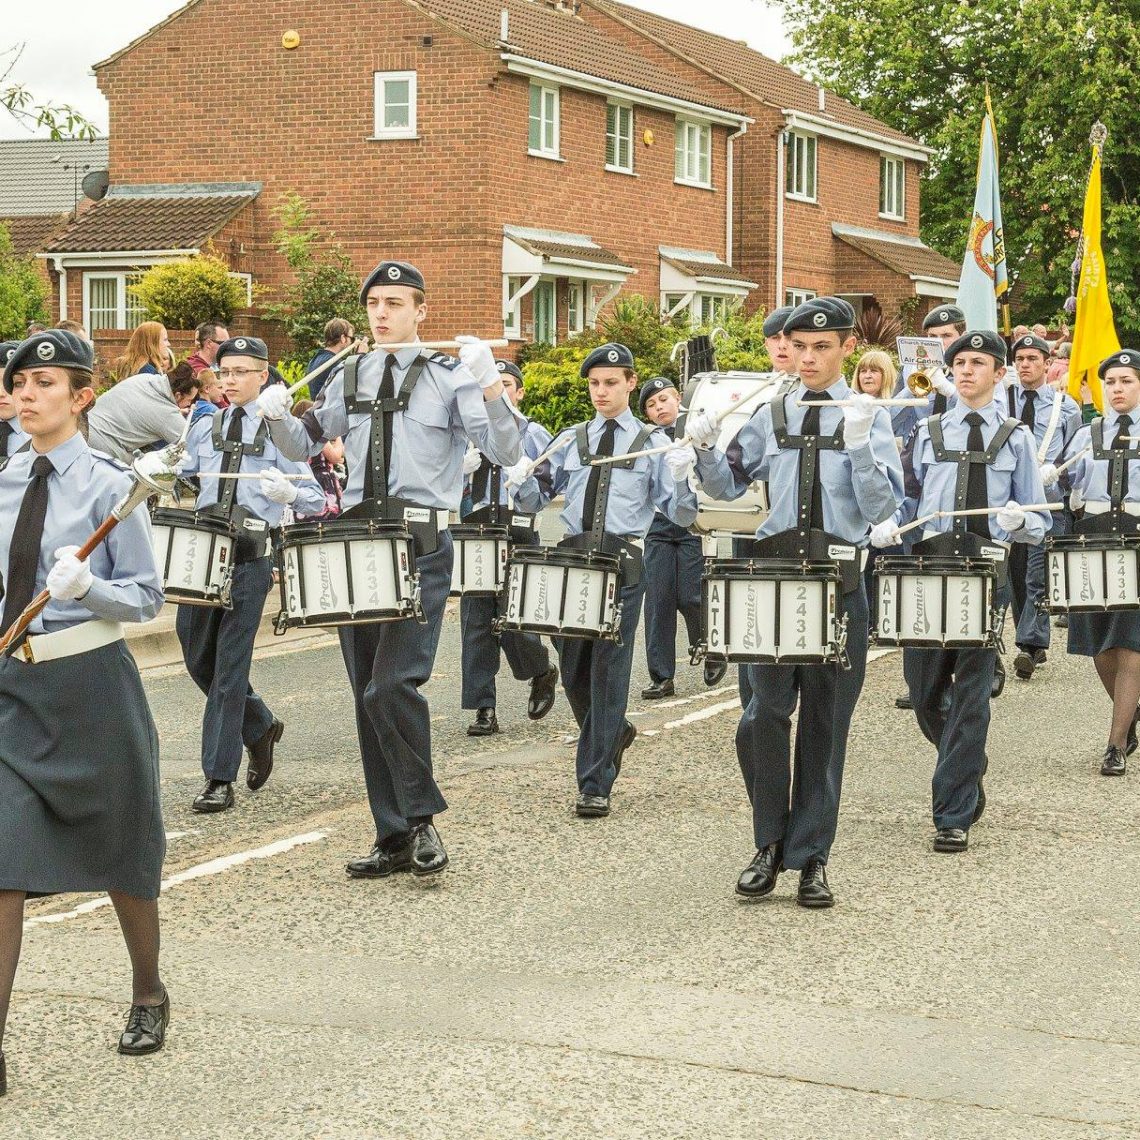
[46,546,93,601]
[1070,485,1084,512]
[684,410,719,448]
[931,369,956,398]
[503,459,534,489]
[133,449,187,485]
[842,391,876,450]
[996,500,1026,533]
[664,442,697,484]
[462,445,483,476]
[870,520,902,549]
[256,385,292,421]
[260,468,299,505]
[455,336,499,389]
[1039,462,1060,489]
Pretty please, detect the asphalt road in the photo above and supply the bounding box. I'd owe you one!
[5,605,1140,1138]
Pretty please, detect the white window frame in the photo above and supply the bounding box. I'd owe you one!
[566,280,588,335]
[699,294,733,326]
[504,275,524,339]
[605,101,634,174]
[84,271,147,332]
[674,118,712,188]
[785,131,817,202]
[879,154,906,220]
[528,83,560,159]
[372,70,417,140]
[228,271,253,307]
[784,288,817,307]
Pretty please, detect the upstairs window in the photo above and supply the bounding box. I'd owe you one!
[373,71,417,139]
[675,119,711,187]
[880,155,905,219]
[606,102,634,173]
[785,131,817,201]
[785,288,817,307]
[528,83,560,158]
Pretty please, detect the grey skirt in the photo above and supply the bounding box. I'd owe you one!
[1067,611,1140,658]
[0,639,165,899]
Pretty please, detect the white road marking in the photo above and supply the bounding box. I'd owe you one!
[628,685,737,715]
[662,699,742,730]
[24,831,328,929]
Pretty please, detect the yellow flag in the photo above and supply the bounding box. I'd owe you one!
[1068,144,1120,412]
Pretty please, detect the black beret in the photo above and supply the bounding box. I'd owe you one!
[1098,349,1140,379]
[762,306,794,338]
[922,305,965,330]
[0,341,19,369]
[216,336,269,363]
[943,329,1007,368]
[638,376,677,414]
[783,296,856,335]
[3,330,94,393]
[580,342,634,377]
[359,260,426,303]
[1011,334,1051,358]
[495,359,523,382]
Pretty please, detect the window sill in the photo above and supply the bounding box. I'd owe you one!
[528,150,565,162]
[878,211,906,223]
[368,134,420,141]
[605,164,638,177]
[785,192,818,204]
[674,178,715,191]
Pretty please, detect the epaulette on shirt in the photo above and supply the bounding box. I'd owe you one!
[427,351,459,369]
[89,448,130,471]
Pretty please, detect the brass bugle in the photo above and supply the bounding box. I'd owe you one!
[907,370,935,397]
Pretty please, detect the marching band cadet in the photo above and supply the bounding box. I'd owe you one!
[459,359,558,736]
[1060,350,1140,776]
[872,330,1049,853]
[1006,333,1083,681]
[890,304,966,442]
[685,297,904,908]
[0,343,29,466]
[175,336,325,814]
[257,260,521,879]
[0,331,169,1094]
[638,375,724,698]
[508,343,698,819]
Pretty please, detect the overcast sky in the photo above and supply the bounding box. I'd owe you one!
[0,0,789,140]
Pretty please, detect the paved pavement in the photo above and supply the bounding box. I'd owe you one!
[5,599,1140,1138]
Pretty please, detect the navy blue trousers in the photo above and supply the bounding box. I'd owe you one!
[338,535,452,844]
[556,576,646,797]
[460,592,550,710]
[735,585,868,869]
[643,529,703,683]
[176,557,276,783]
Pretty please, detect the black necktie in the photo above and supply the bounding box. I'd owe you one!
[364,353,397,503]
[217,406,245,516]
[800,391,829,531]
[581,419,618,531]
[0,419,12,459]
[2,455,54,637]
[1112,413,1132,500]
[1020,389,1037,429]
[964,412,991,538]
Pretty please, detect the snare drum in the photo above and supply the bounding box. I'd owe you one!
[151,507,235,607]
[1043,533,1140,612]
[679,372,782,535]
[701,558,845,664]
[498,546,623,641]
[275,518,419,630]
[872,555,998,647]
[449,525,510,596]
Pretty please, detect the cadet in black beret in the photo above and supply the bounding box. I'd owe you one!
[762,306,794,339]
[0,342,29,460]
[782,295,857,335]
[495,359,523,383]
[3,329,94,393]
[943,329,1007,369]
[215,335,269,364]
[1011,334,1051,360]
[580,342,635,377]
[358,260,426,305]
[0,342,18,368]
[922,305,966,333]
[638,376,676,416]
[1098,349,1140,379]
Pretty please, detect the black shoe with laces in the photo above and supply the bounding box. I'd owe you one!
[118,989,170,1055]
[1101,744,1127,777]
[797,860,834,908]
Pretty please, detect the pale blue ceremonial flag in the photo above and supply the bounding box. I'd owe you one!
[956,104,1008,331]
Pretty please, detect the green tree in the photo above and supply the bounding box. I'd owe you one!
[2,45,98,140]
[265,193,367,365]
[130,253,247,330]
[779,0,1140,339]
[0,223,49,340]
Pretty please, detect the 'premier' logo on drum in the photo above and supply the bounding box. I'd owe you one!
[742,583,760,650]
[911,579,931,636]
[317,546,339,612]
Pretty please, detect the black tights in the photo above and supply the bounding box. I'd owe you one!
[1092,647,1140,749]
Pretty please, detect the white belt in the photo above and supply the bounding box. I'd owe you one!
[1085,501,1140,517]
[19,619,125,665]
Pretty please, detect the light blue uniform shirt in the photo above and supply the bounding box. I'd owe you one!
[469,416,552,510]
[1005,383,1082,503]
[1,417,30,466]
[695,377,904,545]
[513,409,698,537]
[1063,409,1140,505]
[266,345,522,512]
[898,400,1050,542]
[181,403,326,524]
[0,432,163,633]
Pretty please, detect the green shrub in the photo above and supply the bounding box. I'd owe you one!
[130,253,247,329]
[0,223,50,340]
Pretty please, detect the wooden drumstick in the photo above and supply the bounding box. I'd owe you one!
[1052,446,1090,475]
[893,511,941,538]
[797,397,928,407]
[937,503,1065,518]
[196,472,309,480]
[281,338,368,400]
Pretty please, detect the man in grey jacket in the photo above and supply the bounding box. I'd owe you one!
[87,368,199,462]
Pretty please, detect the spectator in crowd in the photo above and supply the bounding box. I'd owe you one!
[86,363,200,463]
[193,364,227,412]
[305,318,354,402]
[852,350,897,399]
[184,322,229,376]
[1047,342,1072,389]
[1031,323,1050,342]
[26,321,46,335]
[55,319,91,342]
[182,363,222,425]
[291,398,343,517]
[113,321,172,379]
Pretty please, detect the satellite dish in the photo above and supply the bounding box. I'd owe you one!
[81,169,110,201]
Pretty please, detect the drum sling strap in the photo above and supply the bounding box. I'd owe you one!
[1079,419,1140,536]
[209,408,271,561]
[928,414,1019,534]
[770,393,845,537]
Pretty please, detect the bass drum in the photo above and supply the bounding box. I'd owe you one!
[677,371,784,536]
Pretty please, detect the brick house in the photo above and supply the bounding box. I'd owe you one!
[38,0,956,362]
